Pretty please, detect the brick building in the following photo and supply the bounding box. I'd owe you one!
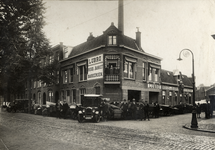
[60,23,162,104]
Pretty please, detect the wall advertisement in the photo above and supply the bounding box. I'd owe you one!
[87,54,103,80]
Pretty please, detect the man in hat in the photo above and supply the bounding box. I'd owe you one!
[144,101,150,121]
[101,99,109,121]
[130,98,137,120]
[62,100,69,119]
[120,99,128,119]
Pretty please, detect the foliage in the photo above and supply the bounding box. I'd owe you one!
[0,0,51,96]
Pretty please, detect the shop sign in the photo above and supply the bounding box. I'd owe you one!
[147,83,161,89]
[184,88,193,93]
[162,85,178,91]
[88,54,103,80]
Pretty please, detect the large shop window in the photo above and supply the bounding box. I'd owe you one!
[108,35,117,45]
[77,62,87,81]
[124,56,136,79]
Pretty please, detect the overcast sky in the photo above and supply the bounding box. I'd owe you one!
[43,0,215,87]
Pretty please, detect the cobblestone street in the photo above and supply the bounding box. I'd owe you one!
[0,110,215,150]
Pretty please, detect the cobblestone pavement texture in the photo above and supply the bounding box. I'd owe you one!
[0,109,215,150]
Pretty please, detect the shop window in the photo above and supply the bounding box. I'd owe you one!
[108,35,117,45]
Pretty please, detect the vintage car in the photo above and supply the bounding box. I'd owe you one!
[77,94,103,123]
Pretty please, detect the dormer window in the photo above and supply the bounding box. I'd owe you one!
[108,35,117,45]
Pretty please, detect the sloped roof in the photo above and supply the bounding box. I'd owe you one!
[68,24,142,58]
[161,69,192,87]
[161,69,177,85]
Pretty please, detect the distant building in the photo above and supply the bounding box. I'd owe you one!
[160,70,193,105]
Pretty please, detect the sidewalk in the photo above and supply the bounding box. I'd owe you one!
[183,112,215,133]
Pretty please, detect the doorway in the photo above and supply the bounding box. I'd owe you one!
[149,92,159,104]
[128,90,141,102]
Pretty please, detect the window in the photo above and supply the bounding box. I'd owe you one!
[56,71,59,84]
[63,70,68,84]
[48,91,53,102]
[80,88,86,103]
[38,80,41,87]
[154,69,159,82]
[124,57,136,79]
[95,87,100,95]
[34,81,37,88]
[38,92,41,105]
[70,68,74,82]
[66,90,70,103]
[142,62,146,80]
[148,64,160,82]
[72,89,76,103]
[56,52,60,61]
[79,65,87,81]
[108,35,117,45]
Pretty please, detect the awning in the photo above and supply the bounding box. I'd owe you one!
[125,56,137,63]
[150,63,161,69]
[77,61,87,66]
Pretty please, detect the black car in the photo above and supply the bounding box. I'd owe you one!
[77,94,103,123]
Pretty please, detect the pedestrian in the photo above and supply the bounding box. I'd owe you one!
[144,101,150,121]
[62,100,69,119]
[139,101,145,121]
[102,99,109,121]
[120,99,128,119]
[130,98,137,120]
[196,103,201,118]
[155,102,160,118]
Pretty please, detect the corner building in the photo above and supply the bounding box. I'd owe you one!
[60,23,162,104]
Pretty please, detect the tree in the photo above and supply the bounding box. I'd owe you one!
[0,0,51,112]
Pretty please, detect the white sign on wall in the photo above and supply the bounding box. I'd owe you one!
[87,54,103,80]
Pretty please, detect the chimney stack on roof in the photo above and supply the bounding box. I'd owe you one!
[118,0,124,34]
[136,27,141,49]
[87,32,95,41]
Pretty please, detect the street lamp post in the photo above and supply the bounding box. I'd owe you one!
[177,48,198,128]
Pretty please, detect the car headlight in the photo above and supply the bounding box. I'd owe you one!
[78,110,83,114]
[95,111,99,114]
[92,109,95,113]
[83,109,85,113]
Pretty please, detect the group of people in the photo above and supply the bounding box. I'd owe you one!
[120,98,158,121]
[196,101,213,119]
[55,100,70,119]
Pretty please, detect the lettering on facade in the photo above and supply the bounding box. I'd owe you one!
[88,54,103,81]
[162,85,178,91]
[147,83,161,89]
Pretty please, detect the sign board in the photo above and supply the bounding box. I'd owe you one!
[88,54,103,80]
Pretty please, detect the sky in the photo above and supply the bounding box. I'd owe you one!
[43,0,215,87]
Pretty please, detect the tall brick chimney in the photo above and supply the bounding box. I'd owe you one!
[118,0,124,34]
[136,27,141,48]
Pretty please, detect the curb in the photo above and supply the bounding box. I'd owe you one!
[183,124,215,133]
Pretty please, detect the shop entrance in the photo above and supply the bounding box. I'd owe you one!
[149,92,159,104]
[128,90,141,102]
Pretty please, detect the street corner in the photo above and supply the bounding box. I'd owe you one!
[183,123,215,133]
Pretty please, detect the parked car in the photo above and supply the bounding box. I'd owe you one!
[77,94,103,123]
[107,103,123,119]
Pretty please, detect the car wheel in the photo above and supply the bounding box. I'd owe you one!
[94,114,100,123]
[77,114,84,123]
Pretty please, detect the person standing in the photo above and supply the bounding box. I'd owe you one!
[63,100,69,119]
[130,99,137,120]
[144,101,150,121]
[196,103,201,118]
[120,99,128,120]
[139,102,144,121]
[155,102,160,118]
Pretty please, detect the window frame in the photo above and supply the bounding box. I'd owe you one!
[108,35,117,45]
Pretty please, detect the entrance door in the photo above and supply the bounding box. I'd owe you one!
[43,93,46,105]
[128,90,141,102]
[55,91,59,103]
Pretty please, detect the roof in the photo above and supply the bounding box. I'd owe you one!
[68,23,143,58]
[160,69,177,85]
[161,69,192,87]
